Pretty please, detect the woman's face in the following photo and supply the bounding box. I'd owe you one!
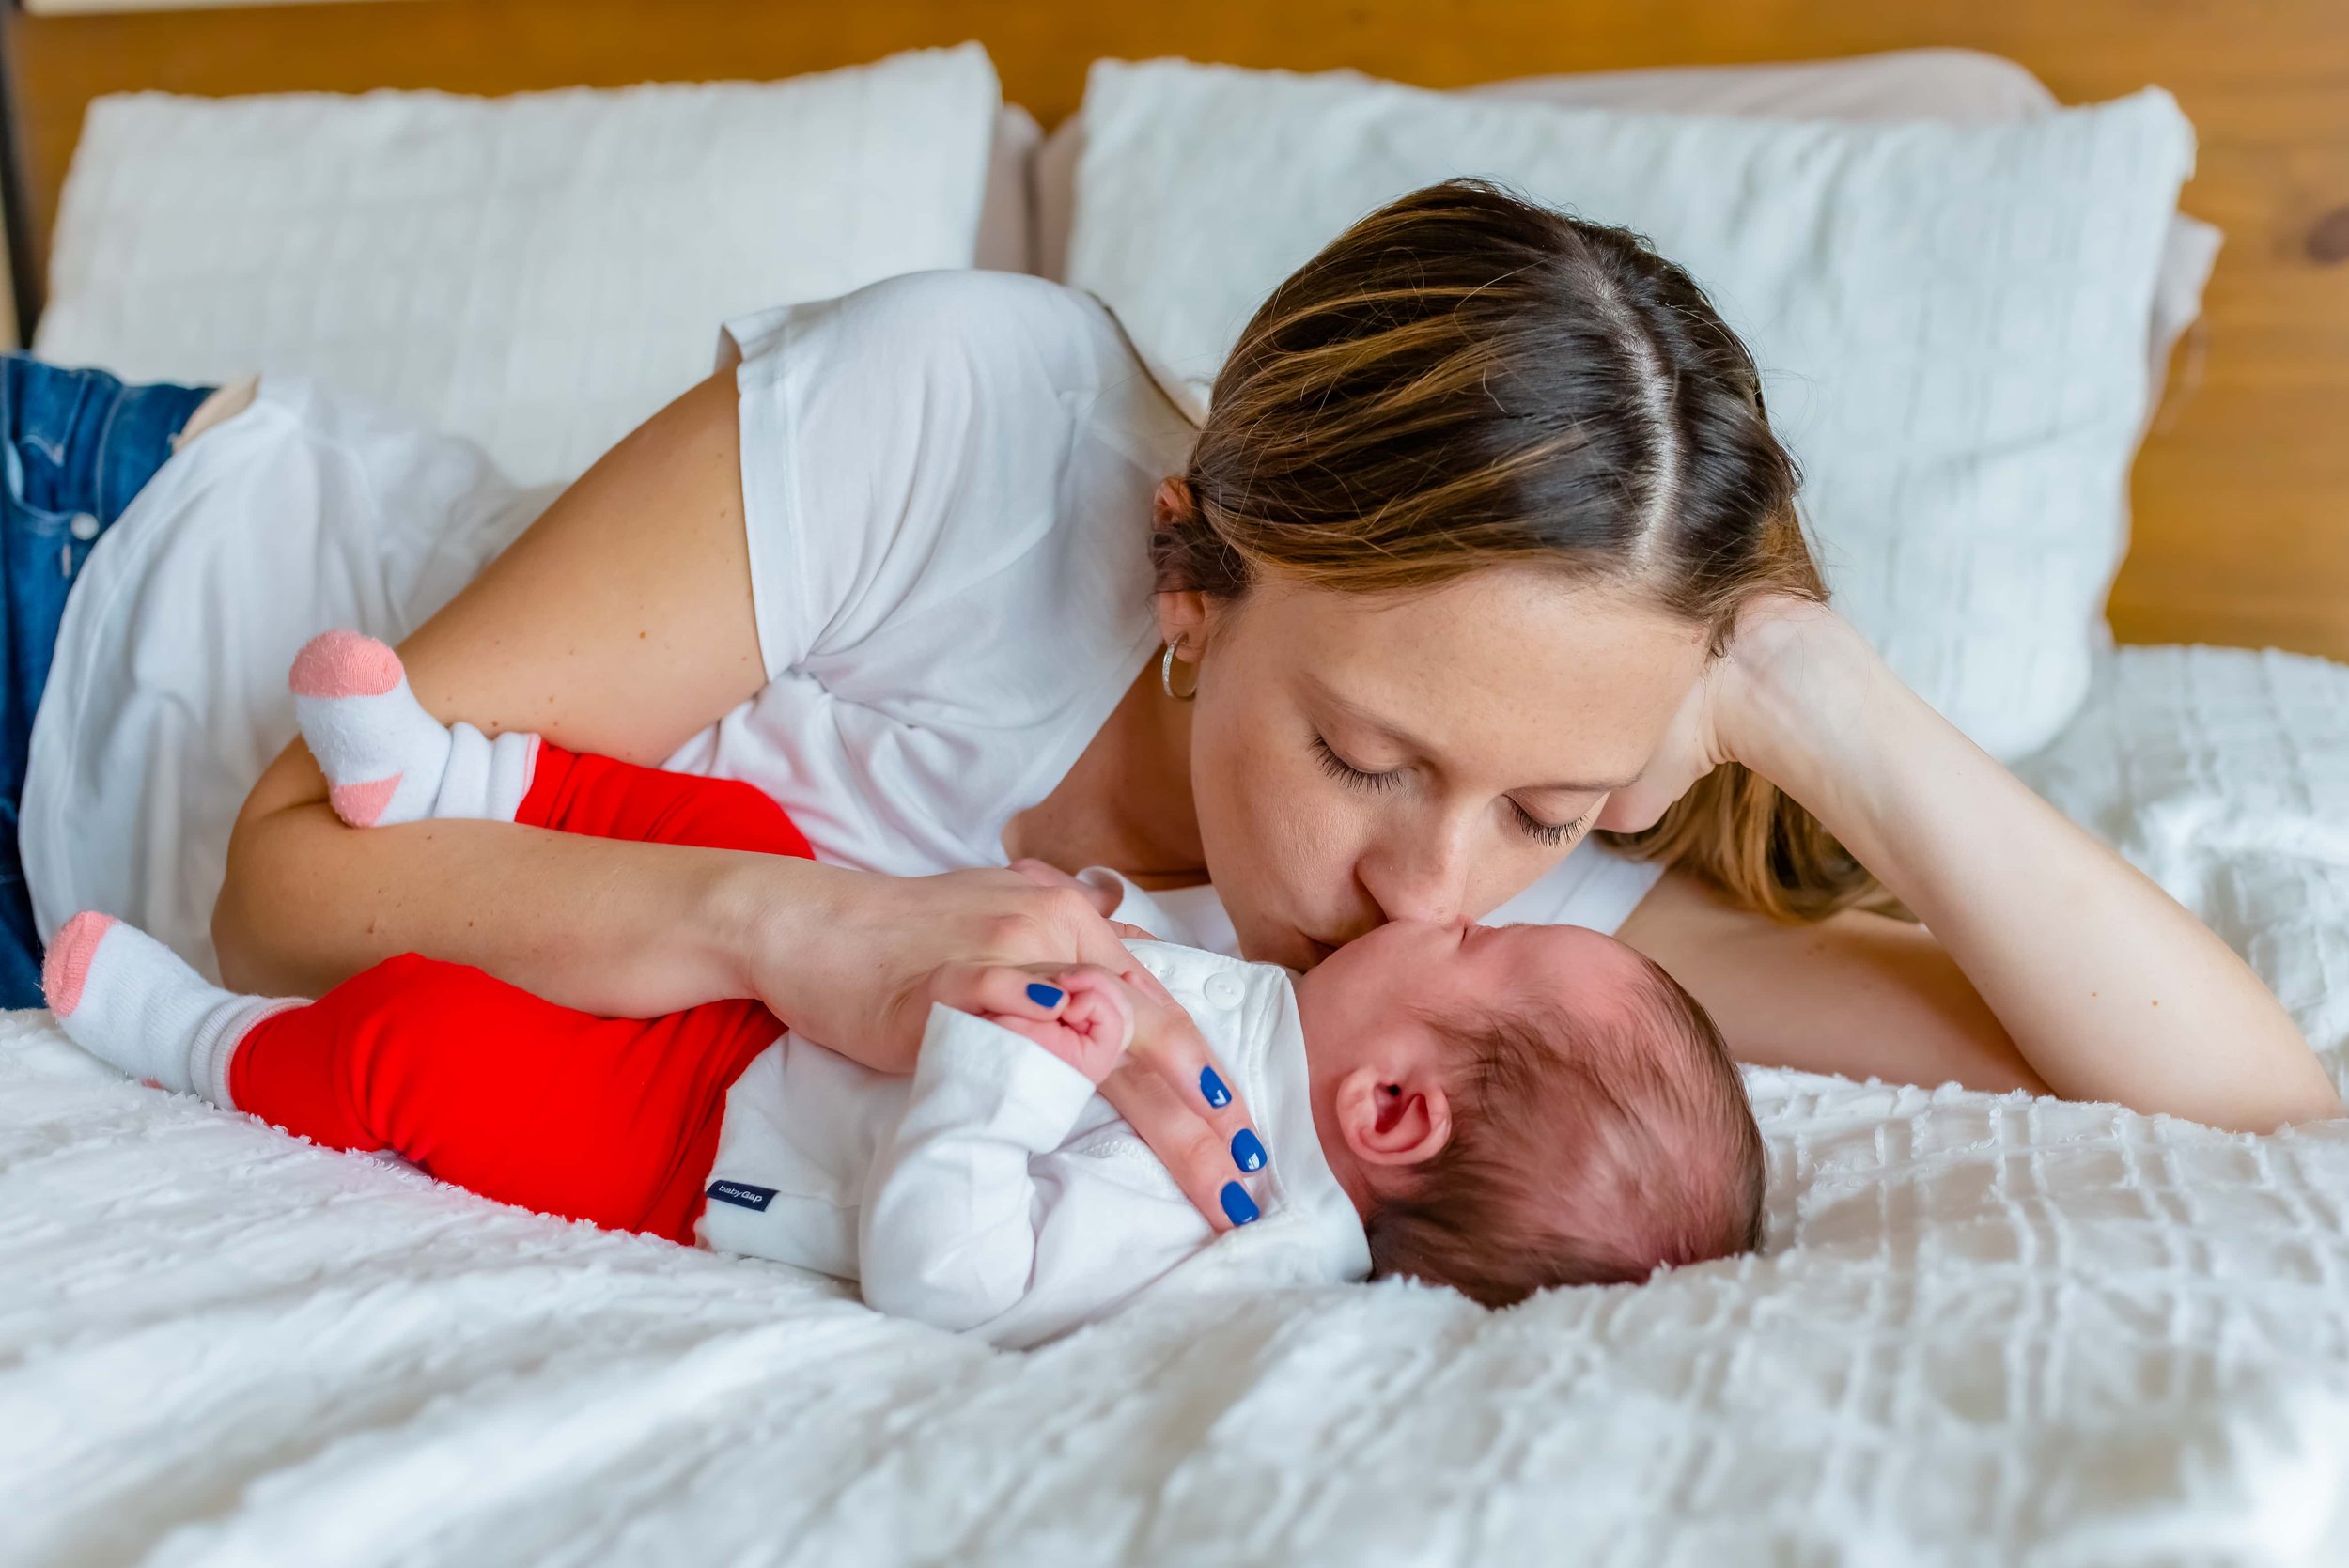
[1165,568,1708,970]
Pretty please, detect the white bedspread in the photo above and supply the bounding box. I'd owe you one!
[9,644,2349,1567]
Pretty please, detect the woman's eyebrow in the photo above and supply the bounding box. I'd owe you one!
[1304,678,1639,795]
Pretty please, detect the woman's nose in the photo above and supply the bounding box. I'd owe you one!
[1358,827,1471,931]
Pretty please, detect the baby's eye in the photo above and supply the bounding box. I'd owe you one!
[1311,735,1401,792]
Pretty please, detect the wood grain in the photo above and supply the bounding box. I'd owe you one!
[21,0,370,16]
[8,0,2347,659]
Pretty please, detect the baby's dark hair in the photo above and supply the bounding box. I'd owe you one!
[1363,955,1765,1307]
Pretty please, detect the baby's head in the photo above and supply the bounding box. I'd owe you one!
[1292,920,1763,1305]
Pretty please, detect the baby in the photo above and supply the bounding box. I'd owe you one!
[46,634,1765,1347]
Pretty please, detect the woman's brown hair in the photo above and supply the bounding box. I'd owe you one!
[1154,178,1877,921]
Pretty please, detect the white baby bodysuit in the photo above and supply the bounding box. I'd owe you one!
[696,932,1370,1350]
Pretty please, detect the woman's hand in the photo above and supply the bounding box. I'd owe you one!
[732,862,1129,1067]
[1596,593,1843,835]
[1600,593,2340,1132]
[738,861,1270,1228]
[1006,857,1166,941]
[1094,955,1270,1228]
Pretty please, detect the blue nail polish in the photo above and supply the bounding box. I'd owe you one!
[1200,1067,1231,1108]
[1026,982,1065,1008]
[1221,1182,1260,1226]
[1231,1128,1267,1172]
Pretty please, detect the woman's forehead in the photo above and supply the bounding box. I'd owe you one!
[1243,571,1706,779]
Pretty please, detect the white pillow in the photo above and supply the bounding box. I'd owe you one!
[37,44,1002,487]
[976,104,1043,273]
[1041,49,2062,279]
[1035,50,2220,425]
[1066,60,2195,760]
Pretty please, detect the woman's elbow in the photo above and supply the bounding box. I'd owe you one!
[211,743,341,989]
[2249,1082,2346,1134]
[2192,1053,2344,1135]
[210,797,326,994]
[210,829,279,992]
[2247,1026,2345,1132]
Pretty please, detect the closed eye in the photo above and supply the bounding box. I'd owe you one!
[1311,734,1401,792]
[1511,800,1597,849]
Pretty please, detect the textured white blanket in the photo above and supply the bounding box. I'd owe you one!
[8,644,2349,1567]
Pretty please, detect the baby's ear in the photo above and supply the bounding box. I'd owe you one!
[1334,1065,1454,1171]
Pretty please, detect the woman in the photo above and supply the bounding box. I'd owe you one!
[26,181,2339,1232]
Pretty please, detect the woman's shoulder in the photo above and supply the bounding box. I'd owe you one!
[723,270,1140,391]
[710,268,1190,868]
[726,267,1195,675]
[694,269,1188,875]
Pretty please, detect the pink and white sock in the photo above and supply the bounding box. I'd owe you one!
[42,913,292,1108]
[290,630,538,827]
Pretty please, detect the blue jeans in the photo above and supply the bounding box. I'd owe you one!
[0,356,212,1006]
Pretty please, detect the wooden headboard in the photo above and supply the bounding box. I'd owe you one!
[8,0,2347,660]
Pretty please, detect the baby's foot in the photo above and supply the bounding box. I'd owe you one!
[43,912,288,1108]
[986,969,1135,1084]
[290,631,537,827]
[290,631,454,826]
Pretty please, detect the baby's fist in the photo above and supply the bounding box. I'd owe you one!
[926,962,1137,1084]
[983,965,1135,1084]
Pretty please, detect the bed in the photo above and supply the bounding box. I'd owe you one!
[16,644,2349,1565]
[7,7,2349,1564]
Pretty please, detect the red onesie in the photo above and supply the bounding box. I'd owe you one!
[228,742,814,1245]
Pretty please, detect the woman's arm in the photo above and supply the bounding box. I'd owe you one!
[1619,870,2054,1098]
[212,370,1271,1223]
[1612,601,2341,1133]
[215,375,1130,1045]
[214,372,782,1013]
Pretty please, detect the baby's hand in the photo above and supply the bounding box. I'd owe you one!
[933,962,1136,1083]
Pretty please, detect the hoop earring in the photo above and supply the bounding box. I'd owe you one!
[1160,638,1199,702]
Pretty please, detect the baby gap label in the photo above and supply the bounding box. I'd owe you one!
[706,1180,779,1212]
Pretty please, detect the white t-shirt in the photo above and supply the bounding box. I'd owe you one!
[660,270,1191,877]
[23,271,1660,970]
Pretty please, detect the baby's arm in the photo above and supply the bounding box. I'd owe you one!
[858,966,1136,1334]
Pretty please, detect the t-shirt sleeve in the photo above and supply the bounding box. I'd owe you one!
[726,270,1171,695]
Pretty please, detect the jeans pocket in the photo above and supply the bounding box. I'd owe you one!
[8,358,111,479]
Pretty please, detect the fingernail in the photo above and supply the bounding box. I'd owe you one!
[1220,1181,1260,1226]
[1200,1067,1231,1108]
[1026,983,1065,1008]
[1230,1128,1267,1172]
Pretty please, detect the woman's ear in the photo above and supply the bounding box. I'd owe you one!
[1332,1064,1454,1171]
[1155,588,1209,654]
[1152,476,1211,653]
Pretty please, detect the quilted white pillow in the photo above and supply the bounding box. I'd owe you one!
[1066,60,2196,760]
[37,44,1002,487]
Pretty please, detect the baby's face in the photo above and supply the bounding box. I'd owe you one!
[1291,919,1649,1080]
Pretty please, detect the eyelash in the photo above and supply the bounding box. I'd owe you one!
[1311,735,1594,848]
[1312,734,1400,792]
[1512,802,1594,849]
